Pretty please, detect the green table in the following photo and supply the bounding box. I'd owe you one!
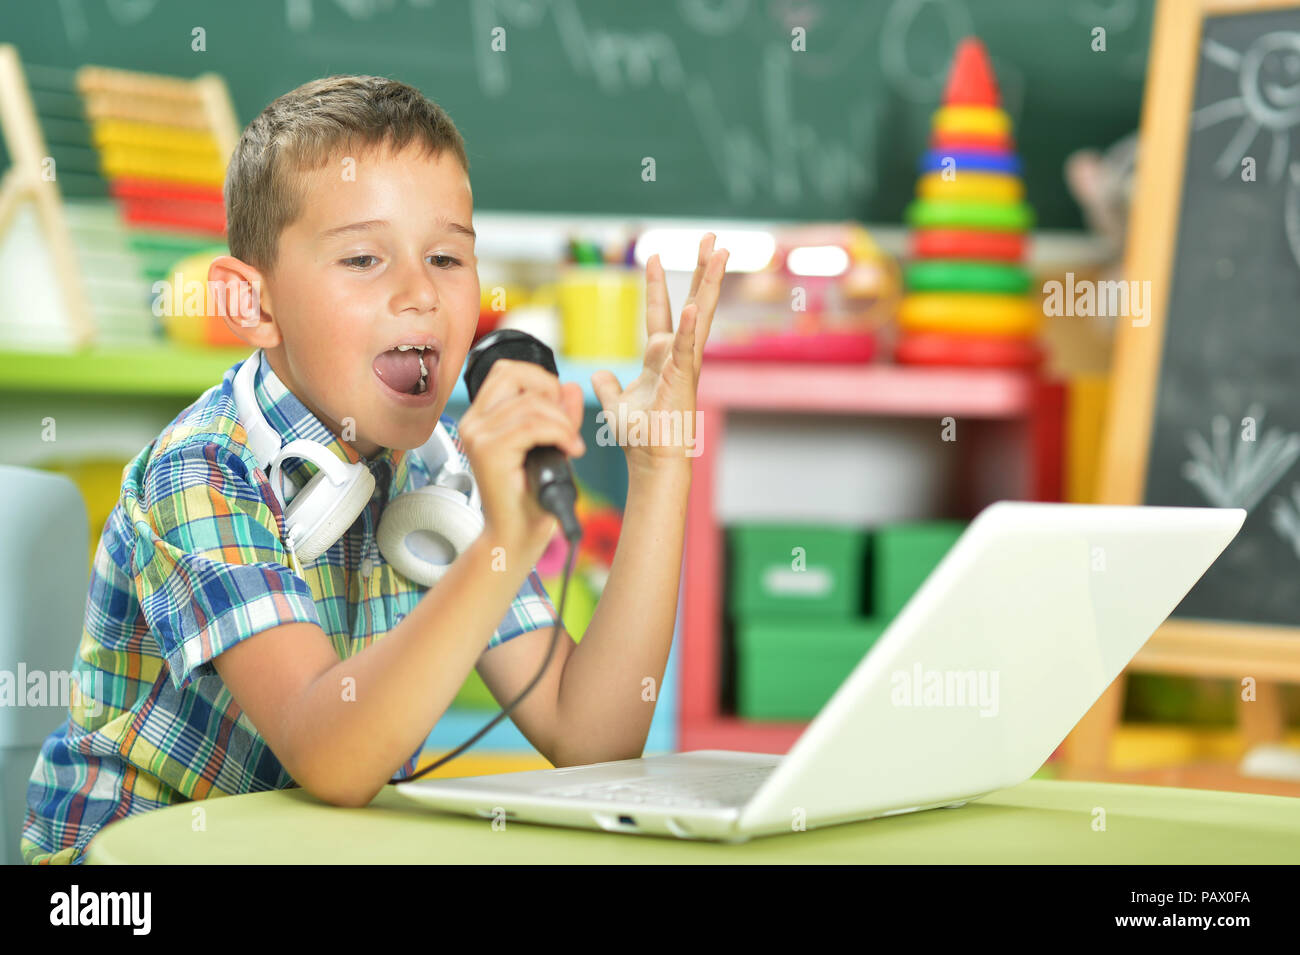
[84,779,1300,863]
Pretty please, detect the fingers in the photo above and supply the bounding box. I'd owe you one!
[673,304,698,378]
[560,381,585,431]
[684,233,716,309]
[645,234,728,370]
[462,360,585,460]
[470,357,562,411]
[494,411,586,459]
[469,389,586,457]
[590,369,622,416]
[645,253,672,338]
[690,246,729,367]
[458,373,585,560]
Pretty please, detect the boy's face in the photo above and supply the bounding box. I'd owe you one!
[263,143,479,457]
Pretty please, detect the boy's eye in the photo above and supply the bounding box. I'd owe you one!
[342,255,377,269]
[430,254,461,268]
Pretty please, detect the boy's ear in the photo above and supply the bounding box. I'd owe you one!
[208,255,279,348]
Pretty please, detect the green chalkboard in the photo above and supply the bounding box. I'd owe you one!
[1,0,1153,227]
[1141,6,1300,628]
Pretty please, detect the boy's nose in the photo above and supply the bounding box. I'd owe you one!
[392,258,439,313]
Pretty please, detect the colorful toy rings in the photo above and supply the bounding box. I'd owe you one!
[895,331,1043,368]
[903,260,1032,294]
[898,292,1041,335]
[905,199,1035,232]
[932,105,1012,139]
[910,230,1026,261]
[920,149,1021,175]
[917,171,1024,202]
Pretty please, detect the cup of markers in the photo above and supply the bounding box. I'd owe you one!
[896,36,1043,369]
[558,236,643,359]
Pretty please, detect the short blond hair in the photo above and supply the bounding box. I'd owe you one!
[223,74,470,271]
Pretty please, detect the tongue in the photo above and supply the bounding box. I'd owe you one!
[373,349,422,394]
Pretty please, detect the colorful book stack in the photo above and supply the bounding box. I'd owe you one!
[896,37,1042,369]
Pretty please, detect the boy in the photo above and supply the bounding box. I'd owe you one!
[22,74,727,863]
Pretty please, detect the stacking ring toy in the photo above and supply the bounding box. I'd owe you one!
[905,199,1034,232]
[920,149,1021,175]
[910,230,1026,261]
[917,171,1024,202]
[898,292,1040,335]
[932,105,1012,139]
[929,132,1014,153]
[904,260,1032,294]
[894,331,1043,368]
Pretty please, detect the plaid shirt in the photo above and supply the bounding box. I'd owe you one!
[22,349,559,864]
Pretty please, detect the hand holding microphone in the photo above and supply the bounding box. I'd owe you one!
[457,330,585,568]
[389,331,585,783]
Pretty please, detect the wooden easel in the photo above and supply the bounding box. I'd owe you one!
[0,45,240,349]
[1061,0,1300,789]
[0,44,94,347]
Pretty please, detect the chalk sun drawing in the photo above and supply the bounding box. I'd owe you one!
[1194,31,1300,182]
[1181,404,1300,511]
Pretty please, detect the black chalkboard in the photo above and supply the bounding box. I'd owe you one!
[0,0,1152,227]
[1143,7,1300,626]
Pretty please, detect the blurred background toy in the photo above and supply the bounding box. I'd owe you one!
[896,37,1042,370]
[157,246,243,347]
[1063,131,1138,339]
[706,222,899,362]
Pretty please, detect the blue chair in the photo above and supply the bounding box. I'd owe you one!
[0,466,88,865]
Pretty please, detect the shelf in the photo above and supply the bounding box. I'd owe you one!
[0,344,1042,420]
[697,361,1042,417]
[0,343,644,406]
[0,344,254,397]
[677,368,1067,754]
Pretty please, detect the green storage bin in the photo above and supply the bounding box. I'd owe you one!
[729,523,867,618]
[737,616,887,720]
[873,521,966,618]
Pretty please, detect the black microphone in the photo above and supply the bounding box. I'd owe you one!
[463,329,582,543]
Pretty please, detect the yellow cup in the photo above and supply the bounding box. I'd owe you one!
[558,266,642,359]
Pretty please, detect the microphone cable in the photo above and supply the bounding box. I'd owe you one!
[390,327,584,785]
[388,521,580,785]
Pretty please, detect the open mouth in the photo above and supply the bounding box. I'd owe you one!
[373,343,438,396]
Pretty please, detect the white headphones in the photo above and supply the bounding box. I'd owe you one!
[232,350,484,585]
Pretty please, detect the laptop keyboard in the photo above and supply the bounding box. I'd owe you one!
[537,766,776,809]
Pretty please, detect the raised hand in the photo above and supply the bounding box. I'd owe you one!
[590,233,729,473]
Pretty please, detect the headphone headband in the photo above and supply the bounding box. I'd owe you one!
[232,350,283,470]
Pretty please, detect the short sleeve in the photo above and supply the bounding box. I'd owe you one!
[485,567,562,650]
[128,441,321,691]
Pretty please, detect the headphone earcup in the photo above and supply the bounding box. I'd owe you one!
[286,464,376,563]
[377,485,485,586]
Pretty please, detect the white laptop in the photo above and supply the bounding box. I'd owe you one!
[396,501,1244,842]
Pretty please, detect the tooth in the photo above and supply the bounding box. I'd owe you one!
[398,344,412,351]
[419,352,428,378]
